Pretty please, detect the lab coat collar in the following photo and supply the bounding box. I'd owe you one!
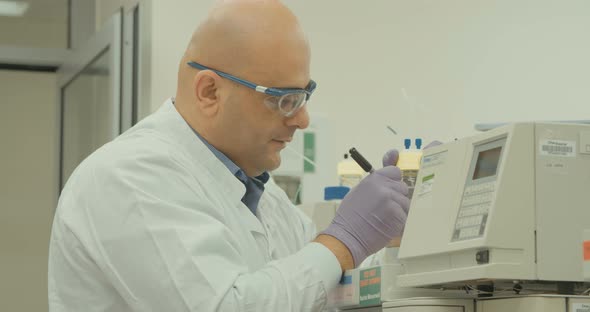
[157,98,246,204]
[156,99,266,235]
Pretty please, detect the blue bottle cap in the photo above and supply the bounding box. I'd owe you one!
[404,138,411,149]
[324,186,350,200]
[415,138,423,149]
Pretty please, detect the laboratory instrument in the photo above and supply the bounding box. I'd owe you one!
[399,122,590,289]
[310,186,349,232]
[330,122,590,311]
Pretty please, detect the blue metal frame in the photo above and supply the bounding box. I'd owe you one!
[187,61,316,100]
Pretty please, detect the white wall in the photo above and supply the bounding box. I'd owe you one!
[146,0,214,111]
[287,0,590,168]
[96,0,141,26]
[103,0,590,186]
[70,0,96,49]
[0,70,57,312]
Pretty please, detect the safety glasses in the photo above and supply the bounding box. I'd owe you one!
[187,61,316,117]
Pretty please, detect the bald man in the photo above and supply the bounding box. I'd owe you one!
[48,1,410,311]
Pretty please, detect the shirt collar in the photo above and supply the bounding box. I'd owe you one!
[172,98,269,184]
[188,126,269,185]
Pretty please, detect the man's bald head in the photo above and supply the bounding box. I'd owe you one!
[189,1,306,73]
[174,0,312,177]
[177,0,310,103]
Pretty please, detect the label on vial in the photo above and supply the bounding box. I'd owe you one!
[402,170,418,198]
[540,140,576,157]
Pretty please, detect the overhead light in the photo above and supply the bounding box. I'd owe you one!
[0,1,29,17]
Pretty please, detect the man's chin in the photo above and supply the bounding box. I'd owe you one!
[263,154,282,173]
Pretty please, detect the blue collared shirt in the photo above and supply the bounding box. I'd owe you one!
[190,128,269,216]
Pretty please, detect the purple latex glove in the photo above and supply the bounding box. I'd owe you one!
[321,165,410,267]
[382,149,400,167]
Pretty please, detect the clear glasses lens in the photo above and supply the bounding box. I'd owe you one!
[279,93,305,114]
[264,92,307,116]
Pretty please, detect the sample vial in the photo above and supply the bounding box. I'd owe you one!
[397,138,423,199]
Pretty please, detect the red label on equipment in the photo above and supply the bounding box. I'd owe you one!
[584,241,590,261]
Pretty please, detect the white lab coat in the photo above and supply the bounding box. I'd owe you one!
[48,98,342,312]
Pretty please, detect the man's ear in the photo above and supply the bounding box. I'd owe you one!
[193,71,221,117]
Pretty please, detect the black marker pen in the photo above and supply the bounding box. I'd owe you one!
[348,147,374,173]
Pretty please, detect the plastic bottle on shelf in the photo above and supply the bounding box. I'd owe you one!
[337,153,365,188]
[312,186,350,232]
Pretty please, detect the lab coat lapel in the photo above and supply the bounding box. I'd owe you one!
[156,99,267,236]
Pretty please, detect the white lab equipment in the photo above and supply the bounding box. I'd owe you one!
[311,186,349,232]
[338,295,590,311]
[327,250,470,310]
[331,122,590,311]
[476,295,590,312]
[398,122,590,288]
[337,297,476,312]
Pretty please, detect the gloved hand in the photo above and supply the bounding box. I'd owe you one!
[321,152,410,267]
[382,149,400,167]
[382,141,443,168]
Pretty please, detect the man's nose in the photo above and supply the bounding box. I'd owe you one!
[285,105,310,129]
